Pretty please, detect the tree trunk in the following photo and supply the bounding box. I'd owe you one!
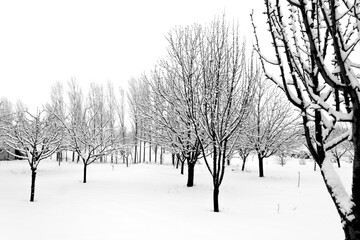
[143,141,146,163]
[83,164,87,183]
[149,144,151,163]
[176,154,180,169]
[343,222,360,240]
[154,145,158,163]
[241,158,246,171]
[187,161,195,187]
[213,185,219,212]
[72,151,75,162]
[160,147,163,164]
[134,145,138,164]
[258,153,264,177]
[180,160,184,175]
[348,101,360,240]
[172,153,175,166]
[57,151,61,166]
[30,168,37,202]
[336,157,341,168]
[139,140,142,164]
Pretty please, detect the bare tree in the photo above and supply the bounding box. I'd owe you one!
[128,78,141,164]
[142,24,203,186]
[106,81,117,164]
[236,133,253,171]
[47,81,66,165]
[115,86,126,164]
[192,17,254,212]
[329,125,352,168]
[247,76,301,177]
[61,100,121,183]
[88,83,107,163]
[0,98,14,159]
[253,0,360,238]
[67,78,83,163]
[3,109,62,201]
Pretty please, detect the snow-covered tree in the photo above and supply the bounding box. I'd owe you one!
[47,81,66,164]
[128,78,141,164]
[247,75,301,177]
[88,83,107,163]
[67,78,83,163]
[115,86,127,164]
[3,109,62,201]
[106,81,117,164]
[142,23,204,186]
[193,17,254,212]
[329,125,352,168]
[0,98,14,157]
[252,0,360,238]
[61,99,122,183]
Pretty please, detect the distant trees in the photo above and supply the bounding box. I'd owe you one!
[60,93,122,183]
[47,81,66,165]
[47,79,127,182]
[253,0,360,238]
[3,109,62,201]
[67,78,83,163]
[115,86,127,164]
[0,98,14,159]
[128,78,141,164]
[329,126,353,168]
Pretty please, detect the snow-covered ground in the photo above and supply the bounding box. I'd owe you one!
[0,155,349,240]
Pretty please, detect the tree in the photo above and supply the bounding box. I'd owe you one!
[47,81,66,165]
[329,125,352,168]
[192,17,254,212]
[67,78,83,163]
[253,1,360,238]
[88,83,107,163]
[236,134,253,171]
[128,78,141,164]
[106,81,117,164]
[247,75,301,177]
[142,24,203,186]
[115,86,126,164]
[61,98,121,183]
[3,109,62,201]
[0,98,14,158]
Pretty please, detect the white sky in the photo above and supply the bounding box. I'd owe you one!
[0,0,265,110]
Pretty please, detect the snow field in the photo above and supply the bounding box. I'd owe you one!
[0,156,349,240]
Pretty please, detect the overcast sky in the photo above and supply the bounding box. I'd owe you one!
[0,0,264,109]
